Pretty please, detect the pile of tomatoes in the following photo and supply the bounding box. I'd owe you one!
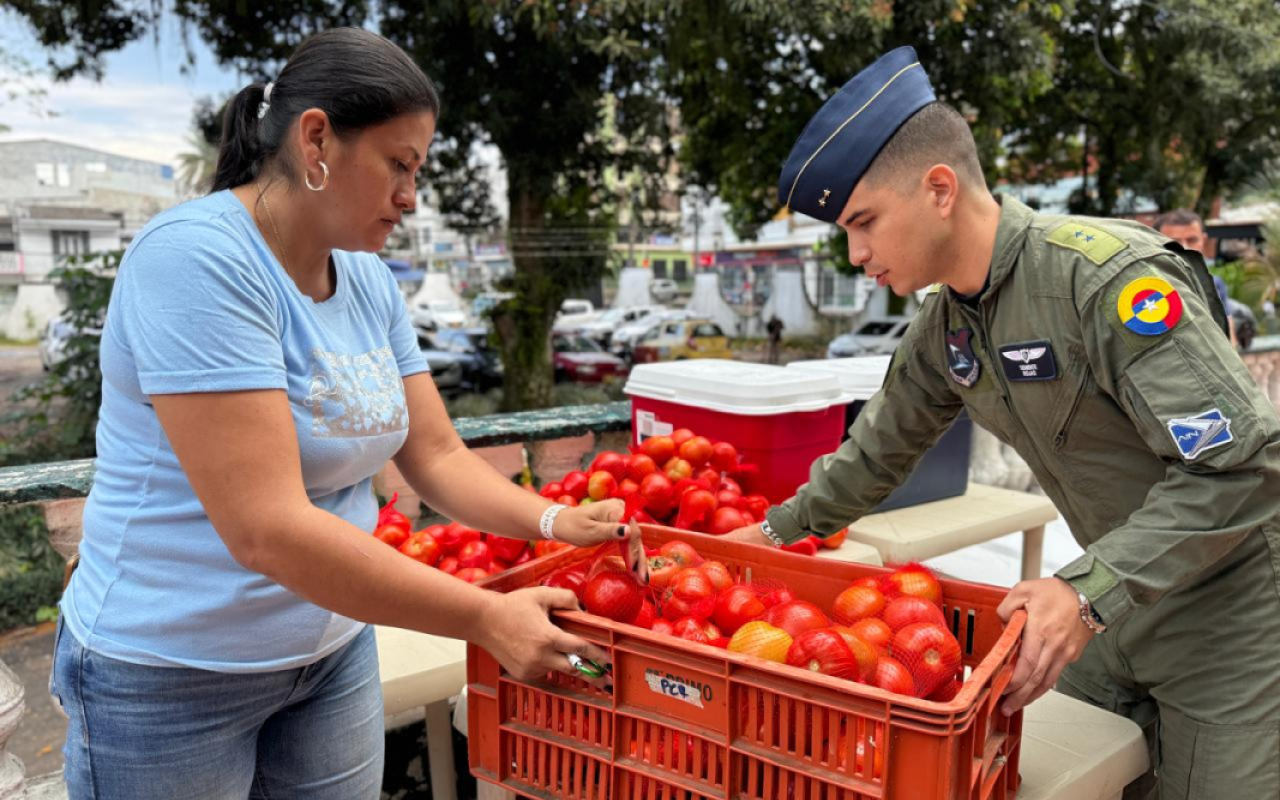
[537,428,838,554]
[371,492,571,583]
[544,539,965,702]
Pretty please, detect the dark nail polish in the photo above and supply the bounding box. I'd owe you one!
[617,526,627,537]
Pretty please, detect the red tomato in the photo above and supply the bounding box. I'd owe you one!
[762,600,830,638]
[693,466,721,489]
[710,441,739,472]
[457,540,494,571]
[433,522,481,556]
[679,436,714,469]
[870,656,915,697]
[632,599,657,629]
[737,494,770,521]
[715,489,742,510]
[541,566,587,599]
[674,489,717,530]
[538,481,564,499]
[848,617,893,652]
[455,567,490,584]
[490,559,511,574]
[486,535,528,563]
[647,555,683,590]
[698,560,734,592]
[664,567,717,619]
[438,555,459,575]
[511,548,534,567]
[587,470,618,501]
[719,476,742,493]
[786,629,859,679]
[832,585,887,625]
[625,454,658,482]
[712,585,766,635]
[590,451,629,481]
[670,428,695,448]
[533,540,572,558]
[850,576,881,590]
[820,528,848,549]
[640,435,676,465]
[664,457,693,482]
[397,532,441,566]
[377,492,412,534]
[587,554,627,581]
[758,585,795,608]
[650,618,676,637]
[781,537,819,556]
[927,678,963,703]
[892,623,962,698]
[374,523,410,549]
[617,478,640,497]
[658,540,702,567]
[582,571,645,622]
[561,470,590,501]
[639,473,676,515]
[882,596,946,632]
[831,627,881,681]
[554,494,579,508]
[672,615,722,644]
[883,564,944,605]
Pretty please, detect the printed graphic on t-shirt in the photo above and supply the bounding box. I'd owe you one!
[305,346,408,437]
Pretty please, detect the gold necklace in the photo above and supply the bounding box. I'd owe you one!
[255,182,291,276]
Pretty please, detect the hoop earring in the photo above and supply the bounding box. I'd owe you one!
[305,161,330,192]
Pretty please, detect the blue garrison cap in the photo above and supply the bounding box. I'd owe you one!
[777,46,936,223]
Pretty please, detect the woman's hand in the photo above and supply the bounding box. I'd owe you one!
[552,498,628,547]
[476,586,612,685]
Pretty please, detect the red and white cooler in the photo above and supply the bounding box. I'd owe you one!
[623,359,850,503]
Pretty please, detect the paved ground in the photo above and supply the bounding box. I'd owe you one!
[0,344,43,399]
[1,622,63,778]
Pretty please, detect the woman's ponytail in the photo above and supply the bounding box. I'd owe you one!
[210,83,268,193]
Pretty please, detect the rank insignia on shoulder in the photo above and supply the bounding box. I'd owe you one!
[998,340,1057,381]
[945,328,981,388]
[1047,222,1128,265]
[1118,276,1183,336]
[1166,408,1233,461]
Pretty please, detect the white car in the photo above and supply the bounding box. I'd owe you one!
[39,315,103,371]
[412,298,469,332]
[827,316,911,358]
[609,309,697,360]
[649,278,679,303]
[574,305,666,344]
[552,298,603,334]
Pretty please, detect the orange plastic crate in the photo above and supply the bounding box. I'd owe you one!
[469,525,1026,800]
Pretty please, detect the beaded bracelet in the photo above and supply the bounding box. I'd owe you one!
[539,503,568,541]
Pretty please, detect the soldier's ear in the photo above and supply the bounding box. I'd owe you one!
[923,164,958,219]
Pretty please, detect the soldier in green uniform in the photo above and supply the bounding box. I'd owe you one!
[729,47,1280,799]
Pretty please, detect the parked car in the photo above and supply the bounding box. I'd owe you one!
[631,318,733,364]
[429,328,504,391]
[412,297,469,332]
[39,315,103,371]
[826,316,911,358]
[574,305,666,345]
[553,298,602,334]
[649,278,680,304]
[551,333,628,383]
[609,309,697,361]
[418,344,466,394]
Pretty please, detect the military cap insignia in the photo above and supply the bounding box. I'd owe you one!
[1047,222,1128,265]
[819,189,832,207]
[945,328,981,388]
[1166,408,1232,460]
[1117,276,1183,335]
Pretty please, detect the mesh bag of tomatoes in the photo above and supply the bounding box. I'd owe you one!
[372,493,570,582]
[543,532,964,701]
[534,427,841,554]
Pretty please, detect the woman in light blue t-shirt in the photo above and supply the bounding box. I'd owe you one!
[52,27,629,799]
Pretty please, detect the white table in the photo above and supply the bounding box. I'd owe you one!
[847,484,1059,580]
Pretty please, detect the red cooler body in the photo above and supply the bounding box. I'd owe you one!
[624,360,848,503]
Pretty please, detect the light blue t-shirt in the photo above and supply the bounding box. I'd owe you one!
[63,190,429,672]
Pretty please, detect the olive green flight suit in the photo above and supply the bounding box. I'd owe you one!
[767,196,1280,799]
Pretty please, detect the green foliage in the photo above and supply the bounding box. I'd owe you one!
[0,504,64,632]
[0,254,118,467]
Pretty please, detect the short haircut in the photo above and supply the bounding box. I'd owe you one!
[861,102,985,192]
[1154,209,1203,231]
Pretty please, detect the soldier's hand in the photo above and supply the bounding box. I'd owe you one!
[996,577,1094,716]
[722,523,771,547]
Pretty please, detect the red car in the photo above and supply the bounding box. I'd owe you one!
[552,334,628,383]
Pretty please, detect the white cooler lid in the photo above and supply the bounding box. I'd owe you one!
[786,356,892,401]
[624,359,848,415]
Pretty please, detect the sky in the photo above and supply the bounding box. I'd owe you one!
[0,9,245,169]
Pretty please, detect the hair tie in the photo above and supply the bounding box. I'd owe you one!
[257,81,275,120]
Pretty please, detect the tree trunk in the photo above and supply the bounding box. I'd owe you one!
[1195,155,1225,220]
[492,184,562,412]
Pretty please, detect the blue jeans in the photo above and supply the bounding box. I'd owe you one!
[50,620,384,799]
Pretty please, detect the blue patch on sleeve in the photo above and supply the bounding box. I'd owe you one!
[1166,408,1233,460]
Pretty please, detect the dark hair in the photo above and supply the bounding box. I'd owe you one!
[1154,208,1203,232]
[211,27,440,193]
[862,102,985,191]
